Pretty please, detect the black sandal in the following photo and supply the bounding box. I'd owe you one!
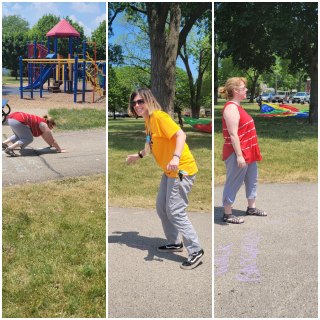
[5,147,18,157]
[223,214,244,224]
[2,143,8,150]
[246,207,267,216]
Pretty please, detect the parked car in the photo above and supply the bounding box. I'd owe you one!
[256,92,274,103]
[272,91,290,103]
[291,92,310,104]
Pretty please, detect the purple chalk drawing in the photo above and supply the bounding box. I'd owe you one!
[236,231,262,283]
[214,243,233,276]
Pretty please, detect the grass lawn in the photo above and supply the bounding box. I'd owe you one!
[214,101,318,185]
[49,108,106,131]
[108,118,212,212]
[2,175,106,318]
[2,76,26,85]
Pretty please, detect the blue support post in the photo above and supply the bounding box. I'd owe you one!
[19,56,23,99]
[40,64,43,98]
[74,55,78,103]
[54,37,58,55]
[103,63,106,89]
[33,40,37,59]
[82,41,86,102]
[28,63,31,85]
[64,63,67,92]
[32,40,36,99]
[69,36,73,58]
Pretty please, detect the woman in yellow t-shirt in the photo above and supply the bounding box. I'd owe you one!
[126,88,204,270]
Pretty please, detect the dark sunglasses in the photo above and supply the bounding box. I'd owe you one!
[130,99,145,107]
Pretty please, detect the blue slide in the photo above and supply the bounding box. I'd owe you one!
[22,64,54,90]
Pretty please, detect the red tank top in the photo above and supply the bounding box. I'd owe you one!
[8,112,46,137]
[222,101,262,163]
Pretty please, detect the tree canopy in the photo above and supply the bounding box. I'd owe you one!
[215,2,318,123]
[109,2,212,117]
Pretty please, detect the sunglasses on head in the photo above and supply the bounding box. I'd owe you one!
[130,99,145,107]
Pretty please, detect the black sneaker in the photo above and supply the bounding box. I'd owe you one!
[157,242,183,252]
[180,249,204,270]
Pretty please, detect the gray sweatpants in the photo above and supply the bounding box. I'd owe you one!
[156,173,201,255]
[7,118,33,148]
[222,152,258,206]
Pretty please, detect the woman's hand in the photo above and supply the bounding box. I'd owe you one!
[126,154,140,165]
[237,155,246,168]
[166,156,179,171]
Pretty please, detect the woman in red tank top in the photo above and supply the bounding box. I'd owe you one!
[2,112,65,157]
[219,77,267,224]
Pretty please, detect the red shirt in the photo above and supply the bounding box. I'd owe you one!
[222,101,262,163]
[8,112,46,137]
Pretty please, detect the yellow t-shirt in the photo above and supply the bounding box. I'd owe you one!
[148,110,198,178]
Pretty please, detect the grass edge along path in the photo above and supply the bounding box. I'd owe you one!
[49,108,106,131]
[2,174,106,318]
[214,102,317,185]
[108,118,212,212]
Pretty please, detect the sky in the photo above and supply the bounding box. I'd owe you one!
[109,11,199,78]
[2,1,106,37]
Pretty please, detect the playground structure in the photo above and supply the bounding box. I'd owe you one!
[19,19,106,103]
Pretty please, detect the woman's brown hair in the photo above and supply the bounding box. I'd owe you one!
[43,115,56,127]
[128,88,162,117]
[218,77,247,100]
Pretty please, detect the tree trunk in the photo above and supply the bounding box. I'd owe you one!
[309,55,318,125]
[179,46,196,118]
[214,39,219,105]
[194,51,205,119]
[147,4,181,117]
[249,73,259,103]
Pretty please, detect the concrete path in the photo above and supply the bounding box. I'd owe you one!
[214,183,318,318]
[108,206,212,318]
[2,126,105,186]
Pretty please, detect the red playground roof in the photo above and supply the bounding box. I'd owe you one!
[46,19,80,38]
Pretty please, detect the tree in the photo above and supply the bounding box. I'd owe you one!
[2,15,29,78]
[108,67,131,119]
[215,3,276,102]
[270,3,318,124]
[2,33,27,78]
[175,67,191,113]
[179,30,211,118]
[91,20,106,60]
[28,14,61,41]
[2,15,29,35]
[109,2,212,116]
[215,2,318,123]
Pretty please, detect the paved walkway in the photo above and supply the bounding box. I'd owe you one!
[2,125,105,186]
[108,206,212,318]
[214,183,318,318]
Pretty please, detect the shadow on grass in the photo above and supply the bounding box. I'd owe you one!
[109,231,186,263]
[108,118,212,151]
[214,206,246,226]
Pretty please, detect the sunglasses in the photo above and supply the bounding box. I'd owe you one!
[130,99,145,107]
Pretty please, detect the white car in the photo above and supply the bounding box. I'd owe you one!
[291,92,310,104]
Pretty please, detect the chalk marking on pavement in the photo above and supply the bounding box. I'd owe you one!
[236,231,262,283]
[215,243,233,276]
